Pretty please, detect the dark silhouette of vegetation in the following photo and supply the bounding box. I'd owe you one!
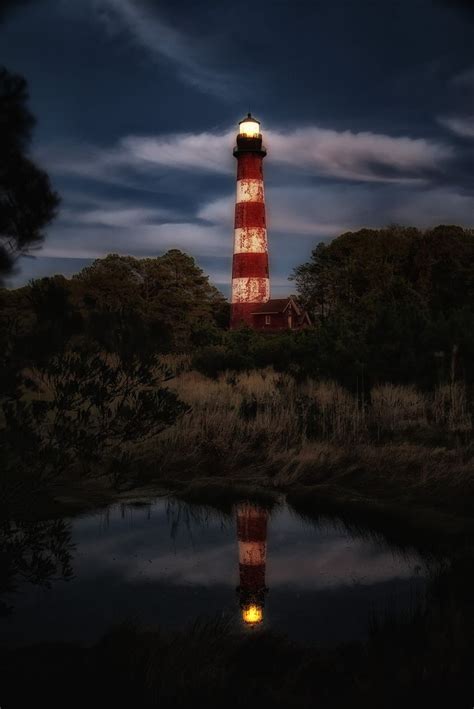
[1,550,473,708]
[4,226,473,389]
[0,66,59,283]
[192,226,474,387]
[1,250,228,356]
[1,349,188,497]
[0,250,225,510]
[0,518,73,617]
[2,228,473,513]
[291,225,474,386]
[75,250,229,350]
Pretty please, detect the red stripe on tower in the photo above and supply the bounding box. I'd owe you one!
[236,503,268,626]
[230,113,270,329]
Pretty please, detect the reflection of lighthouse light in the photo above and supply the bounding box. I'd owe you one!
[242,604,263,625]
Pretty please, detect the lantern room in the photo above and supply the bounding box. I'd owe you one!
[238,113,261,138]
[234,112,266,158]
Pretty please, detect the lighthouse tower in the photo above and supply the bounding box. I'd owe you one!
[236,502,268,626]
[230,113,270,329]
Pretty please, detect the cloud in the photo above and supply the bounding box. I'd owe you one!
[438,114,474,138]
[437,0,474,19]
[92,0,235,98]
[30,192,224,262]
[34,140,139,189]
[198,183,474,239]
[267,127,451,182]
[122,132,235,175]
[40,222,226,260]
[198,191,350,237]
[387,186,474,226]
[35,132,235,188]
[121,125,451,183]
[66,206,176,227]
[41,123,452,186]
[30,179,474,279]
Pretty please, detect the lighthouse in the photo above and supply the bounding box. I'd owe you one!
[230,113,270,329]
[236,502,268,626]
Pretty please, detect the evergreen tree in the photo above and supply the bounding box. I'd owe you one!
[0,67,59,283]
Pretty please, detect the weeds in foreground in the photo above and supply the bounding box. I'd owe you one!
[146,371,473,495]
[2,551,474,708]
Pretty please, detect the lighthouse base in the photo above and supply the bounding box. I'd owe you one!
[230,297,312,331]
[230,302,261,329]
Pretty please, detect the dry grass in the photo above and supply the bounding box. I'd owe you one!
[135,369,474,501]
[432,382,472,431]
[14,359,473,503]
[370,384,427,432]
[163,370,472,443]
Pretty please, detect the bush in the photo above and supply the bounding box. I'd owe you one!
[191,346,253,379]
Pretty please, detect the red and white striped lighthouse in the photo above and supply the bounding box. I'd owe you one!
[230,113,270,329]
[236,502,268,626]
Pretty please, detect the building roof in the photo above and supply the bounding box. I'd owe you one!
[251,297,301,315]
[239,111,260,125]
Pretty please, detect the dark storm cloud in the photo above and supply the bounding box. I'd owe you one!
[89,0,241,98]
[437,0,474,15]
[0,0,32,23]
[1,0,473,288]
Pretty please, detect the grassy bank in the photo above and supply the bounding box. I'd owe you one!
[130,369,474,511]
[3,365,474,524]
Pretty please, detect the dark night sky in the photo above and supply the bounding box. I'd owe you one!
[2,0,474,294]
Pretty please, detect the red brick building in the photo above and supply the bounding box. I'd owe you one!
[250,296,311,331]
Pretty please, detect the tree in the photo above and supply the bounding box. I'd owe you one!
[74,250,228,351]
[141,249,228,345]
[1,263,189,503]
[0,518,73,617]
[0,67,59,283]
[292,225,474,384]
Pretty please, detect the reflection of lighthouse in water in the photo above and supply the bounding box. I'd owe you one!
[236,503,268,626]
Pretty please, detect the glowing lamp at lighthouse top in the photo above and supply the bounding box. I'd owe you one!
[239,113,261,138]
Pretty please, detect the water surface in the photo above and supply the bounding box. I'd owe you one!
[1,497,429,648]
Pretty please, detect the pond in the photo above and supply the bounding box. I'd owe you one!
[0,496,432,649]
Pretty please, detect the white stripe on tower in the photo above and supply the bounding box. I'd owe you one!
[233,227,268,254]
[232,277,270,302]
[236,178,265,203]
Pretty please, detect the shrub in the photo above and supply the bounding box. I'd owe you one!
[191,346,253,379]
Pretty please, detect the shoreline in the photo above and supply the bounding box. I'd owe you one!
[8,459,474,557]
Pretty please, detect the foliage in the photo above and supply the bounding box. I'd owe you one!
[0,264,189,499]
[192,344,252,378]
[2,552,474,708]
[291,225,474,385]
[0,519,73,617]
[1,350,188,490]
[73,250,228,351]
[0,67,59,282]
